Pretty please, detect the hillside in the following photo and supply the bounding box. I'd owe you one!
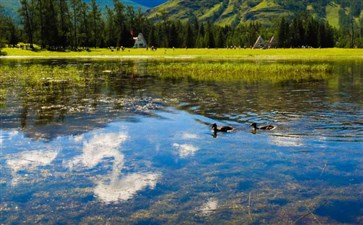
[147,0,363,28]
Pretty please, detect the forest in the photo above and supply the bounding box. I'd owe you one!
[0,0,362,52]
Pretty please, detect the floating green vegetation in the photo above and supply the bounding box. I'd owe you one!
[0,88,6,108]
[148,62,333,83]
[0,65,86,88]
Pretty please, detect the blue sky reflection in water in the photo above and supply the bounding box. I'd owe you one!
[0,60,363,224]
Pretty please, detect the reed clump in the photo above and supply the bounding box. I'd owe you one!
[0,65,85,87]
[148,62,333,82]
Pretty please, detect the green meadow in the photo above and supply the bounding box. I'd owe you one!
[1,47,363,61]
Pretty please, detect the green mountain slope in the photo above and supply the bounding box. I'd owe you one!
[147,0,363,27]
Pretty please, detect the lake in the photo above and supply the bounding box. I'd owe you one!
[0,59,362,224]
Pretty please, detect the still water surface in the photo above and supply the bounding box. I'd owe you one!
[0,60,362,224]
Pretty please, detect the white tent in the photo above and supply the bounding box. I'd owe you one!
[133,33,147,48]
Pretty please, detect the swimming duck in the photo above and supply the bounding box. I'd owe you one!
[250,122,276,131]
[212,123,235,133]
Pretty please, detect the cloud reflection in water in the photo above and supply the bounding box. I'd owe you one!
[68,131,160,203]
[200,198,219,216]
[68,133,127,170]
[270,135,304,147]
[95,173,160,203]
[173,143,199,158]
[7,150,58,185]
[180,132,199,140]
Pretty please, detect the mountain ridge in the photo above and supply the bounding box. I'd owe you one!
[146,0,363,28]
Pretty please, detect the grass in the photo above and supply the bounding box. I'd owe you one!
[250,0,279,12]
[0,60,333,88]
[1,47,363,61]
[0,65,85,107]
[0,65,86,88]
[147,62,332,83]
[200,2,223,20]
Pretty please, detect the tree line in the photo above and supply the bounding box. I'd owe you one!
[0,0,363,51]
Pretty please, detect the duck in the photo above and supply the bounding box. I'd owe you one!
[250,122,276,131]
[212,123,235,133]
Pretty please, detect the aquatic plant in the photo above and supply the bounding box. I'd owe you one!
[147,62,333,83]
[0,65,85,88]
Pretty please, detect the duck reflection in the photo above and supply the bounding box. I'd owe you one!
[68,132,160,203]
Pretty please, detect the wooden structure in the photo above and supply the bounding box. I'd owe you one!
[253,36,275,49]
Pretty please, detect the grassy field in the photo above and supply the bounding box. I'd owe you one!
[1,47,363,61]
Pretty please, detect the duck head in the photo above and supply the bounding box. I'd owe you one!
[250,123,257,129]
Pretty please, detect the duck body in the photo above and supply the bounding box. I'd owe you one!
[250,123,276,131]
[212,123,234,133]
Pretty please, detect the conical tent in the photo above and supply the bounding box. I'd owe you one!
[133,33,147,48]
[253,36,265,49]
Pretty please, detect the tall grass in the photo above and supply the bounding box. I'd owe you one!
[148,62,333,82]
[0,62,333,88]
[0,65,85,87]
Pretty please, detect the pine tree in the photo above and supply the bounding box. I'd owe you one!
[214,27,225,48]
[105,6,116,47]
[183,23,194,48]
[19,0,35,48]
[205,22,215,48]
[147,25,157,47]
[306,17,318,47]
[168,22,178,47]
[70,0,83,48]
[277,17,289,47]
[78,2,90,48]
[113,0,126,47]
[58,0,71,49]
[0,4,6,49]
[43,0,59,48]
[196,23,205,47]
[89,0,102,48]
